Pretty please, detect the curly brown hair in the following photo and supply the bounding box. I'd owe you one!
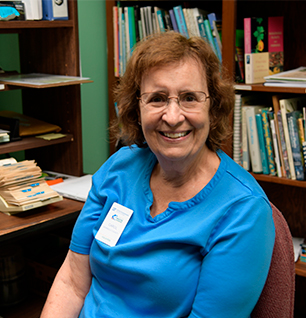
[110,31,234,152]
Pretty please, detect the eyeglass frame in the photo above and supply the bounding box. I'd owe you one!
[137,91,210,111]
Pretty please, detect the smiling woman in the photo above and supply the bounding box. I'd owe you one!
[41,32,275,318]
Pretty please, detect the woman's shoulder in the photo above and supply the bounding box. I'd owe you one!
[95,145,154,176]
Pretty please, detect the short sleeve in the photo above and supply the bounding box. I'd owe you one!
[189,196,275,318]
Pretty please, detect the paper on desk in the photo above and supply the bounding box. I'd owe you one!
[292,237,305,262]
[50,174,92,202]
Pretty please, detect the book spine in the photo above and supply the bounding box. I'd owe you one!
[203,19,217,56]
[287,112,304,180]
[156,10,165,33]
[277,111,291,178]
[121,14,126,75]
[241,107,250,170]
[173,5,189,38]
[270,119,282,177]
[244,17,251,54]
[233,94,242,165]
[268,16,284,74]
[197,16,207,41]
[113,6,119,77]
[207,12,222,62]
[280,100,296,180]
[140,7,147,38]
[256,114,270,174]
[261,109,276,175]
[245,107,263,173]
[303,141,306,172]
[169,9,179,32]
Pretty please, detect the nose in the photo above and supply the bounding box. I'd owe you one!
[161,98,185,127]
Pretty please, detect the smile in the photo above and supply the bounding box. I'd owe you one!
[161,131,190,139]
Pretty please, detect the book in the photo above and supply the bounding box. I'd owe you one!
[244,17,269,84]
[156,8,166,33]
[272,95,288,178]
[207,12,222,62]
[261,108,276,175]
[270,118,282,177]
[268,16,284,75]
[256,113,270,174]
[287,111,305,180]
[173,5,189,38]
[197,15,207,41]
[235,29,244,83]
[245,106,264,173]
[241,106,250,170]
[277,110,291,178]
[169,9,179,32]
[113,6,119,77]
[279,96,306,180]
[42,0,68,21]
[265,66,306,83]
[203,18,218,57]
[233,94,242,165]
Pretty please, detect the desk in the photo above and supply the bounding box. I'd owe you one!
[0,198,84,317]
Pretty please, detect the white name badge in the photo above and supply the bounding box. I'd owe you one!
[95,202,133,247]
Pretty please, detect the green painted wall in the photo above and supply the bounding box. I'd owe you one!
[0,1,110,173]
[78,0,110,174]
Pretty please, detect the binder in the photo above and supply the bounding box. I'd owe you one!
[42,0,68,21]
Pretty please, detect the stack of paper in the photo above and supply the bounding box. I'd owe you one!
[264,66,306,87]
[0,158,62,214]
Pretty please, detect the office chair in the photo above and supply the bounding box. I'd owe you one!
[251,202,295,318]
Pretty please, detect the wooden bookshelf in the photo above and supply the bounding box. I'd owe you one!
[0,1,86,315]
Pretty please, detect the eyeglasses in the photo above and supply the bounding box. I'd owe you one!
[137,91,210,112]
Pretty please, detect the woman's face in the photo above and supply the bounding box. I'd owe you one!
[139,58,211,167]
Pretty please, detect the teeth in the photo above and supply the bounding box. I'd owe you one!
[163,132,188,139]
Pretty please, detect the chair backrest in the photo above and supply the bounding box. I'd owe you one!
[251,202,295,318]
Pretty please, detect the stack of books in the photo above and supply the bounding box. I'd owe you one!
[112,4,222,76]
[0,158,62,215]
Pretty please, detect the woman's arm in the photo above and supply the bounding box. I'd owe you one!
[40,250,91,318]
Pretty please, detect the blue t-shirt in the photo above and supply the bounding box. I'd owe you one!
[70,146,275,318]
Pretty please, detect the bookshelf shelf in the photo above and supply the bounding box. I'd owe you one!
[0,20,74,31]
[0,134,74,155]
[251,173,306,188]
[295,260,306,277]
[235,84,306,95]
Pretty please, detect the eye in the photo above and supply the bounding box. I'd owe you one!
[180,92,198,103]
[147,93,168,104]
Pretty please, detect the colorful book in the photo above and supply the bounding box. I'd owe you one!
[233,94,242,165]
[197,15,207,41]
[113,6,119,77]
[256,113,270,174]
[287,111,304,180]
[207,12,222,62]
[261,108,276,175]
[241,106,250,170]
[203,19,218,56]
[270,118,282,177]
[245,106,264,173]
[173,5,189,38]
[268,16,284,75]
[169,9,179,32]
[277,110,291,178]
[244,17,269,84]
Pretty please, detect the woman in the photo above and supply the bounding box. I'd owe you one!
[41,32,275,318]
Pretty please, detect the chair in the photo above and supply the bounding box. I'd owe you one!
[251,202,295,318]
